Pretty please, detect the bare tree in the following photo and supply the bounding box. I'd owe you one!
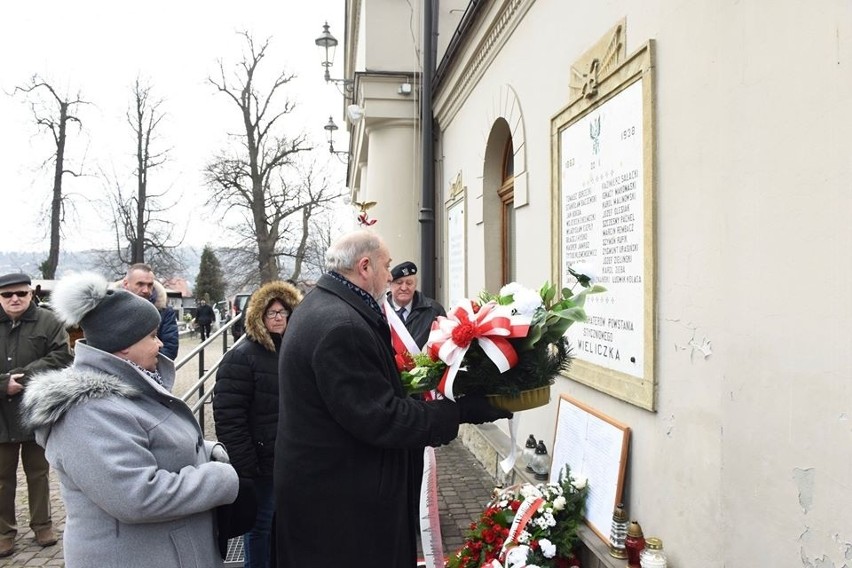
[212,158,342,288]
[13,75,89,279]
[282,160,342,281]
[206,32,338,284]
[99,78,184,277]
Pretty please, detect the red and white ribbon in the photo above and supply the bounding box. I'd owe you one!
[383,298,422,356]
[500,495,545,562]
[418,446,445,568]
[426,300,530,401]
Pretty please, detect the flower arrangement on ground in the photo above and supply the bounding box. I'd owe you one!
[399,269,604,406]
[447,466,589,568]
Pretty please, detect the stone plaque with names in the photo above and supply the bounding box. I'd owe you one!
[552,32,656,410]
[561,79,644,378]
[446,179,466,307]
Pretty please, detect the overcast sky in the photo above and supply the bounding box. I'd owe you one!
[0,0,348,253]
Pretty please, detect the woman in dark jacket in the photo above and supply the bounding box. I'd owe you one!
[213,281,301,568]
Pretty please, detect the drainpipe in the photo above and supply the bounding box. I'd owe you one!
[419,0,437,298]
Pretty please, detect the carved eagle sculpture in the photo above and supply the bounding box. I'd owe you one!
[353,200,378,226]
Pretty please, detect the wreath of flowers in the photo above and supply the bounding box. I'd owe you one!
[447,465,589,568]
[398,270,604,399]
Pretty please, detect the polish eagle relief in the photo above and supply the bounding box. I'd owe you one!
[353,200,377,226]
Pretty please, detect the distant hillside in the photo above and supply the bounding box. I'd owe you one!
[0,248,203,289]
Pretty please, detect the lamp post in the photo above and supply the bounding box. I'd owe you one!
[315,22,353,98]
[315,22,337,83]
[324,116,348,160]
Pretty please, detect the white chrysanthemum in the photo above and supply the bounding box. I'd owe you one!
[539,538,557,559]
[544,512,556,527]
[571,475,588,490]
[517,530,531,544]
[520,485,542,500]
[505,545,530,568]
[553,496,566,510]
[499,282,526,297]
[535,516,549,530]
[510,288,543,317]
[570,261,599,283]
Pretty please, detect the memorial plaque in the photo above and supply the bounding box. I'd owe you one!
[446,188,466,307]
[561,79,644,378]
[551,39,656,410]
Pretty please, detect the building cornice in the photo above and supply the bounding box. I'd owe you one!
[434,0,536,128]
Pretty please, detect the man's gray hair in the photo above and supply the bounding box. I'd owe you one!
[126,263,154,278]
[325,230,384,274]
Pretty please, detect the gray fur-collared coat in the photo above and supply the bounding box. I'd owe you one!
[22,341,239,568]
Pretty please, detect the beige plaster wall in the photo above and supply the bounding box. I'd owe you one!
[434,0,852,566]
[362,0,422,73]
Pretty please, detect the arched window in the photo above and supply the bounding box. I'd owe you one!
[498,139,515,283]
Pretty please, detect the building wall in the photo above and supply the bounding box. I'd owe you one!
[345,0,424,265]
[433,0,852,566]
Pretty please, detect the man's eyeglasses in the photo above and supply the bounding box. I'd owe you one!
[265,310,289,319]
[0,291,29,299]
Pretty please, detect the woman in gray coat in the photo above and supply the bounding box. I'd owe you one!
[21,273,239,568]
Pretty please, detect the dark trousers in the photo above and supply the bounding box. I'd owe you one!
[199,323,212,341]
[0,441,52,539]
[244,476,275,568]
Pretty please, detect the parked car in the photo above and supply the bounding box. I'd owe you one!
[229,293,252,340]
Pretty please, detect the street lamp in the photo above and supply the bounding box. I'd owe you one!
[324,116,349,161]
[315,22,353,98]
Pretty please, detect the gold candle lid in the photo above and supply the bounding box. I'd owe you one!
[627,521,644,538]
[645,537,663,550]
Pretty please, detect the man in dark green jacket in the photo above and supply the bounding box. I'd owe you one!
[0,273,71,557]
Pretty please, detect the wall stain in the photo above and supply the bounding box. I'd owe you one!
[792,467,815,514]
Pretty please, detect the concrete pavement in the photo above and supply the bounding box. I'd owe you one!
[2,335,498,567]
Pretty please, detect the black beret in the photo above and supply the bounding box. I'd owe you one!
[0,273,31,289]
[391,261,418,281]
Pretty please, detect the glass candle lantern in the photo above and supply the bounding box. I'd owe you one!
[625,521,645,567]
[529,440,550,480]
[640,537,667,568]
[609,503,628,558]
[523,435,537,472]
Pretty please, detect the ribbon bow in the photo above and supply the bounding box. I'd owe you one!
[426,300,530,401]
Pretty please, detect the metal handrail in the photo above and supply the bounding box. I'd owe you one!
[176,312,244,429]
[175,312,241,370]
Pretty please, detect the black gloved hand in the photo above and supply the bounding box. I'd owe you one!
[216,477,257,559]
[457,395,513,424]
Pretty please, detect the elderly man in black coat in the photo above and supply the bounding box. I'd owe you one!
[386,260,446,349]
[274,229,510,568]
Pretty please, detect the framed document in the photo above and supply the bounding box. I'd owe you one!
[550,395,631,544]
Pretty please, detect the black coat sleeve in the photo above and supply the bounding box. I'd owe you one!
[314,323,460,449]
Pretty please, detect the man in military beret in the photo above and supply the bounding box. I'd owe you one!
[0,273,71,556]
[387,261,446,349]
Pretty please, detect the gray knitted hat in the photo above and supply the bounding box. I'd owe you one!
[51,272,161,353]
